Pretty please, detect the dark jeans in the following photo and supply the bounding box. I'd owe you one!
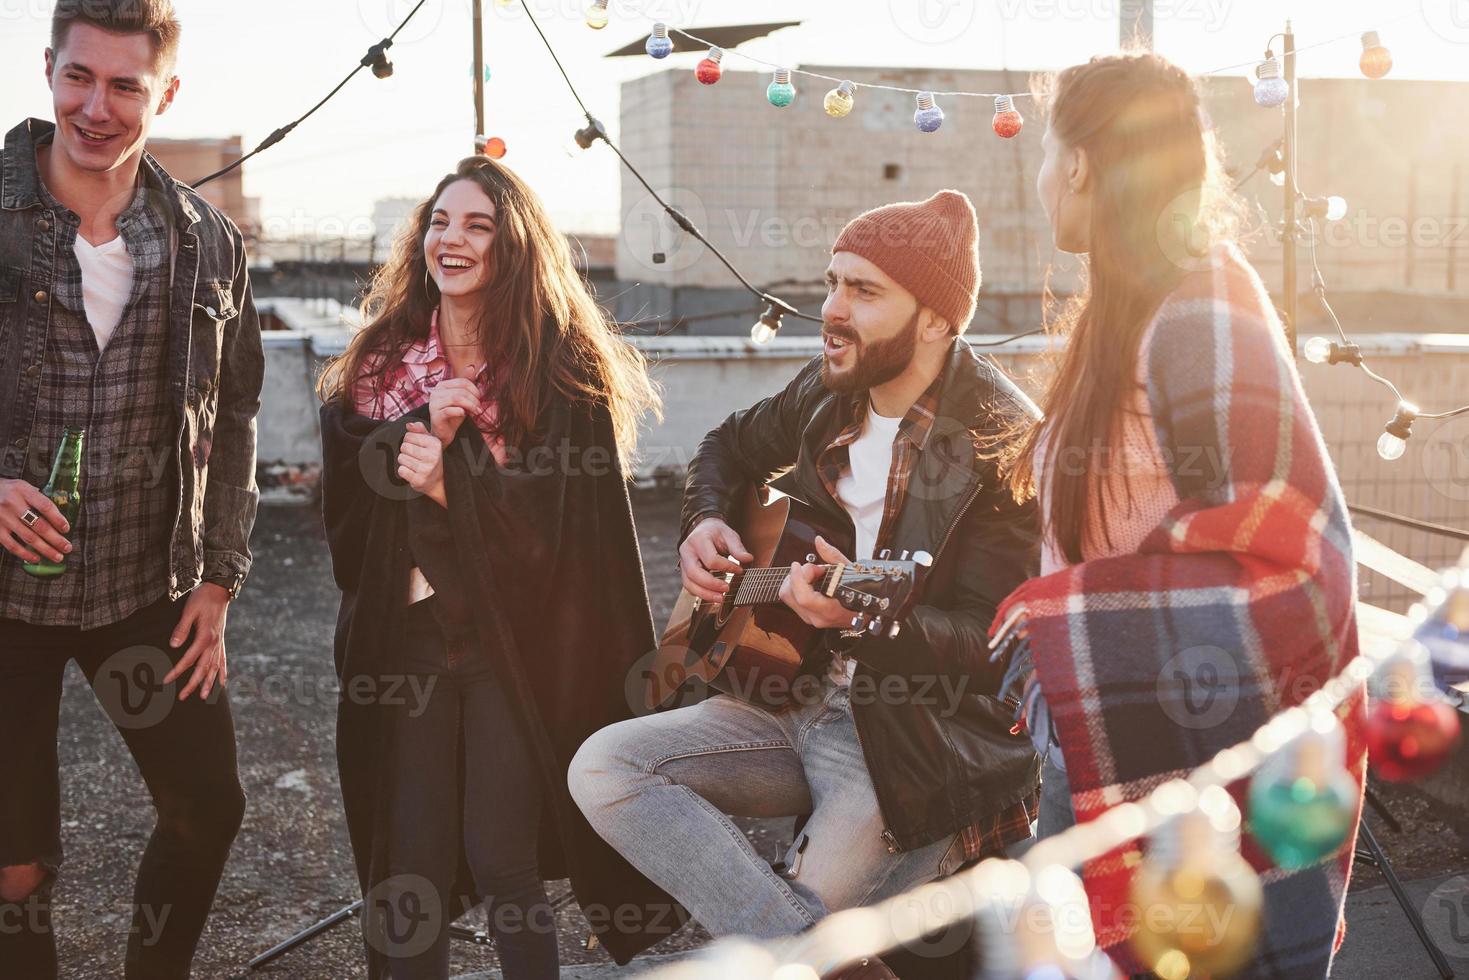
[0,593,246,980]
[377,597,556,980]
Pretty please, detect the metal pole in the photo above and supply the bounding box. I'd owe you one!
[472,0,486,154]
[1282,20,1299,354]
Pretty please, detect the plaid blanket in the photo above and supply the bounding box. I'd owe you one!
[993,245,1366,978]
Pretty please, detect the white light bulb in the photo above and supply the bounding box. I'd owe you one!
[1325,195,1348,221]
[750,319,777,344]
[1303,336,1333,364]
[1269,169,1286,187]
[1378,430,1408,461]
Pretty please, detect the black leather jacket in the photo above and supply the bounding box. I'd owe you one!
[681,339,1043,852]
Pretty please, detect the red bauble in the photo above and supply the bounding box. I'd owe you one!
[1365,699,1461,781]
[993,110,1023,139]
[696,58,722,85]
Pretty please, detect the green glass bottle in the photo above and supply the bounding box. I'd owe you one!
[22,427,84,578]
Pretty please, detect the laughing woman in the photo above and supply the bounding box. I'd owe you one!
[315,157,674,979]
[992,55,1365,977]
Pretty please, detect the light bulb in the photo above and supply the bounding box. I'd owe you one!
[1269,168,1286,187]
[1325,195,1348,221]
[914,91,944,133]
[1366,647,1462,780]
[1360,31,1392,79]
[481,136,506,160]
[1253,57,1288,108]
[696,46,723,85]
[992,94,1023,138]
[1129,792,1263,980]
[1303,336,1333,364]
[1378,430,1407,461]
[767,68,795,108]
[1247,712,1358,869]
[646,22,672,59]
[584,0,608,29]
[824,80,855,118]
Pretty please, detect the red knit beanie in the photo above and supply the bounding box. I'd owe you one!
[831,190,980,334]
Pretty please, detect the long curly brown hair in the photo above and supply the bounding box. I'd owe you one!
[318,156,660,468]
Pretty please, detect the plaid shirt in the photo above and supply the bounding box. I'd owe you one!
[0,137,176,628]
[352,309,508,466]
[817,373,1037,862]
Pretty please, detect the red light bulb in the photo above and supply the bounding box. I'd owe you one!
[1366,698,1461,781]
[992,94,1023,139]
[696,46,723,85]
[1359,31,1392,79]
[484,137,507,160]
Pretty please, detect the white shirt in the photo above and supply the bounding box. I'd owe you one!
[73,233,134,351]
[828,404,902,683]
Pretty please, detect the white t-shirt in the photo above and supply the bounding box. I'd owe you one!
[74,233,134,351]
[828,403,902,683]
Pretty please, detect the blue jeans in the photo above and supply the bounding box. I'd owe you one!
[568,675,964,939]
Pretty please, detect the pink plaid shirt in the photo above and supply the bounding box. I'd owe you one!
[352,309,508,465]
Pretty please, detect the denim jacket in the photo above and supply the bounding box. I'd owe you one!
[0,119,263,599]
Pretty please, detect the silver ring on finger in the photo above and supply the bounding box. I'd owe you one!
[21,508,41,528]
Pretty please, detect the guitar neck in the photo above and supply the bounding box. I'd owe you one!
[729,565,841,607]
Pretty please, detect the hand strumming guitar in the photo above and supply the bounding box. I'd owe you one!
[678,516,755,604]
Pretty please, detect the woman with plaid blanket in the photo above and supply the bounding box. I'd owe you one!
[995,54,1365,977]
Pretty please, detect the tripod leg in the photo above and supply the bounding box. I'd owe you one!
[1357,822,1456,979]
[247,899,364,971]
[1364,782,1403,833]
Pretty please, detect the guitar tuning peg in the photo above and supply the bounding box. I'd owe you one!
[861,594,874,607]
[887,622,901,639]
[899,550,911,560]
[878,549,891,560]
[879,598,890,610]
[912,550,933,568]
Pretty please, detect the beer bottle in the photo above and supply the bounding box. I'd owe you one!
[22,427,84,579]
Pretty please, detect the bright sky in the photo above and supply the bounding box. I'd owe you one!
[3,0,1466,237]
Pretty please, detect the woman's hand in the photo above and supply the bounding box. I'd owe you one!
[428,378,482,445]
[398,421,447,507]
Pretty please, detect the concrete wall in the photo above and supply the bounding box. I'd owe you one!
[258,330,1469,608]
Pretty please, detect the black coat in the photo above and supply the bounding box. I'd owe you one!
[320,395,686,972]
[680,339,1043,851]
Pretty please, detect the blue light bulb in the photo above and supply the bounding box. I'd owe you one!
[1254,57,1288,108]
[646,23,672,59]
[914,91,944,132]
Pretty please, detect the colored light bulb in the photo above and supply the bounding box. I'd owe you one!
[483,136,507,159]
[1253,56,1289,108]
[914,91,944,132]
[1248,711,1358,869]
[1303,336,1333,364]
[824,80,855,118]
[1129,784,1263,980]
[1360,31,1392,79]
[767,68,795,108]
[584,0,608,30]
[646,22,672,59]
[1366,648,1462,780]
[696,46,723,84]
[992,94,1023,138]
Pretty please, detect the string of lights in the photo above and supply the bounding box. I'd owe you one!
[192,0,429,189]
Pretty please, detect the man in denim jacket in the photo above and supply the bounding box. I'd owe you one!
[0,2,261,976]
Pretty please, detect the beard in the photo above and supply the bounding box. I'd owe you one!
[821,307,921,395]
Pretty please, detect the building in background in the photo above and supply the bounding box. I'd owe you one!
[613,66,1469,336]
[147,135,259,240]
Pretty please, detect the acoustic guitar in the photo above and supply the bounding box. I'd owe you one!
[646,484,929,711]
